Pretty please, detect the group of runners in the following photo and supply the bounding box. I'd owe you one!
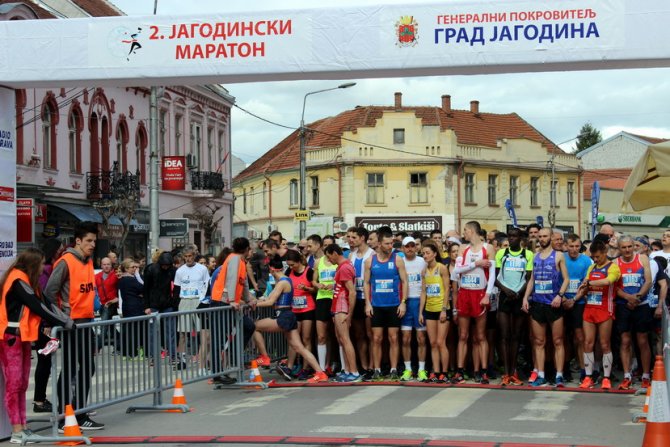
[232,221,668,389]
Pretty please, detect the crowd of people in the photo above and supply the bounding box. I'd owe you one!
[1,219,669,442]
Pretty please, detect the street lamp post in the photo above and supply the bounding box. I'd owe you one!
[299,82,356,239]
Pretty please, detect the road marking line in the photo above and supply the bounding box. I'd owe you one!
[313,425,558,440]
[318,386,398,415]
[404,388,489,418]
[214,389,301,415]
[510,391,574,421]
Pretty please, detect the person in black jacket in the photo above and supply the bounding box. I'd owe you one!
[119,258,145,358]
[143,251,178,363]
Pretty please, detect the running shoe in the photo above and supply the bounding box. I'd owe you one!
[290,364,303,377]
[473,372,482,384]
[479,373,490,385]
[296,369,312,381]
[428,372,438,383]
[78,417,105,431]
[417,369,429,382]
[361,369,374,381]
[641,377,651,389]
[486,366,497,380]
[9,432,25,444]
[437,373,448,383]
[370,370,383,381]
[528,371,538,384]
[579,376,595,389]
[212,374,237,385]
[33,399,53,413]
[618,378,632,390]
[324,366,335,378]
[451,372,466,384]
[555,376,565,388]
[601,377,612,390]
[276,365,293,381]
[388,371,400,381]
[509,373,524,386]
[307,371,329,383]
[400,369,413,381]
[530,376,547,387]
[501,375,511,386]
[254,355,272,368]
[340,373,363,383]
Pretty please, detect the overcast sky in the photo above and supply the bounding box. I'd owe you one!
[109,0,670,164]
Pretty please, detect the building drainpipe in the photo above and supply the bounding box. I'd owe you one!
[263,170,273,223]
[336,156,343,218]
[456,158,464,233]
[577,169,583,238]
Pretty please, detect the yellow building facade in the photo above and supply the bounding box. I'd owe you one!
[234,93,581,241]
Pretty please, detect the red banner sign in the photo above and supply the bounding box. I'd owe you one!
[35,203,47,223]
[162,156,186,191]
[16,198,33,243]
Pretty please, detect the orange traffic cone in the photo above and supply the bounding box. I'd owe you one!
[167,379,189,413]
[640,385,652,422]
[249,360,263,383]
[641,355,670,446]
[57,404,84,446]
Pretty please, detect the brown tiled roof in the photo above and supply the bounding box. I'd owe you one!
[583,169,631,197]
[0,0,56,19]
[235,105,562,182]
[70,0,122,17]
[627,132,669,145]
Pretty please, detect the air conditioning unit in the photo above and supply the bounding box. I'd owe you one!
[186,153,198,169]
[334,221,349,233]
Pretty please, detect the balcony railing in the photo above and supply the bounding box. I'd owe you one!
[87,163,140,200]
[190,171,226,192]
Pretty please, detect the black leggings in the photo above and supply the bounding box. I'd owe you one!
[33,331,51,402]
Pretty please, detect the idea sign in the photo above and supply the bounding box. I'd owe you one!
[162,156,186,191]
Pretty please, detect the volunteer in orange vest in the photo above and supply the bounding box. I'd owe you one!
[0,247,74,443]
[210,237,260,380]
[44,221,104,431]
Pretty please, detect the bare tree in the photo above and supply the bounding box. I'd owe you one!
[189,202,225,252]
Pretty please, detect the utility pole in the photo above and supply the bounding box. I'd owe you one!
[148,0,160,252]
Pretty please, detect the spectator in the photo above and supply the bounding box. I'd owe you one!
[118,258,145,358]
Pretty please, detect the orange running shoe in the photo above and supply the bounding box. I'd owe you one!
[528,371,538,384]
[501,375,511,386]
[509,374,524,386]
[618,378,632,390]
[579,376,595,389]
[255,355,272,368]
[307,371,329,383]
[601,377,612,390]
[641,377,651,389]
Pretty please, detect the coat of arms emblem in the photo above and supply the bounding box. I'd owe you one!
[396,16,418,47]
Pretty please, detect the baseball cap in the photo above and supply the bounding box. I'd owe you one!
[402,236,417,246]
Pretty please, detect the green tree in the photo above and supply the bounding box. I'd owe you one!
[574,122,603,153]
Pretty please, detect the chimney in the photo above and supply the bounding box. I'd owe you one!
[441,95,451,112]
[394,92,402,110]
[470,100,480,115]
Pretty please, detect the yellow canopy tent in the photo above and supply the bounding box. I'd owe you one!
[623,141,670,211]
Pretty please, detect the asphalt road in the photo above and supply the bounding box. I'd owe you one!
[27,376,645,447]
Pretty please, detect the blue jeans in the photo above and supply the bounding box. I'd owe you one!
[98,304,120,351]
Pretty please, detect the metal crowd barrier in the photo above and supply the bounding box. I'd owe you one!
[24,305,264,445]
[663,302,670,399]
[244,305,289,363]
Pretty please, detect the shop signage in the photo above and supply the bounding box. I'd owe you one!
[35,203,47,224]
[159,218,188,237]
[162,156,186,190]
[16,198,33,243]
[595,213,666,226]
[354,215,442,235]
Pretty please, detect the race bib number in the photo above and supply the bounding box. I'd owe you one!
[534,280,553,295]
[426,284,440,297]
[292,295,308,309]
[320,269,336,282]
[461,274,481,287]
[356,277,364,292]
[622,273,641,289]
[647,293,659,308]
[586,291,603,306]
[505,258,526,272]
[375,279,394,293]
[408,272,421,285]
[567,279,580,295]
